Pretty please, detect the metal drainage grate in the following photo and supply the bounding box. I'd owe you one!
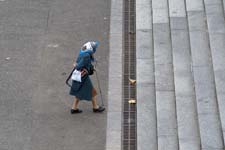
[122,0,136,150]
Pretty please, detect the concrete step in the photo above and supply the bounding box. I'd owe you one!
[203,0,225,145]
[152,0,178,149]
[224,0,225,13]
[136,0,157,150]
[168,0,201,149]
[186,0,224,149]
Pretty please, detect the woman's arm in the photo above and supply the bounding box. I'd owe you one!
[75,54,90,70]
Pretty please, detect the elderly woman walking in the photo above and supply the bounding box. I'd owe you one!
[69,41,105,114]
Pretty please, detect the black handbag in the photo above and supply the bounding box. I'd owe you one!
[89,64,94,75]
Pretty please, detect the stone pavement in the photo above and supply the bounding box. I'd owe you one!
[136,0,225,150]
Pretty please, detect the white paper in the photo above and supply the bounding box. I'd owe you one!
[71,69,82,82]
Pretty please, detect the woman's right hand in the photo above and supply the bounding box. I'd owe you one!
[81,68,88,77]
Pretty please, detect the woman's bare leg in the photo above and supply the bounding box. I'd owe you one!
[92,96,99,109]
[72,97,80,110]
[92,96,105,112]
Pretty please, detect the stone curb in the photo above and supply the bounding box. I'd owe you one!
[105,0,123,150]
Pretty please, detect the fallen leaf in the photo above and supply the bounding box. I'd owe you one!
[128,99,136,104]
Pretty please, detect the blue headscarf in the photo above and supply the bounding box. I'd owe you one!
[79,41,99,62]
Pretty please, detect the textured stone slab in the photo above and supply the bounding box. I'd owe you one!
[205,3,224,15]
[107,112,122,131]
[176,96,199,138]
[171,30,191,71]
[173,72,195,96]
[155,64,175,91]
[108,76,122,112]
[204,0,221,5]
[157,94,178,149]
[136,3,152,30]
[170,17,187,30]
[110,20,123,34]
[153,8,169,24]
[198,113,224,149]
[168,0,186,17]
[106,130,121,150]
[170,14,201,148]
[193,65,215,91]
[187,11,206,31]
[110,0,123,9]
[106,0,123,149]
[153,24,173,64]
[176,96,200,150]
[217,92,225,123]
[192,65,224,148]
[136,0,151,5]
[186,0,204,11]
[209,33,225,74]
[152,0,168,9]
[156,91,177,136]
[178,139,201,150]
[110,34,122,55]
[137,59,155,84]
[136,1,156,148]
[136,29,153,59]
[204,1,225,144]
[224,0,225,11]
[204,2,225,33]
[214,70,225,93]
[137,84,157,150]
[158,135,178,150]
[189,31,211,66]
[171,29,189,50]
[214,70,225,145]
[186,2,225,146]
[206,15,225,34]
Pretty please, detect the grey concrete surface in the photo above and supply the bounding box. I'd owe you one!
[169,1,201,149]
[186,0,204,11]
[153,24,173,65]
[153,1,178,150]
[170,13,201,150]
[136,1,157,149]
[0,0,110,150]
[168,0,186,17]
[204,0,225,145]
[187,0,224,148]
[106,0,123,150]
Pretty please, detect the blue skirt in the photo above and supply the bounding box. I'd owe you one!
[69,76,96,101]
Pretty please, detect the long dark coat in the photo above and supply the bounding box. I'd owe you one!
[69,52,95,101]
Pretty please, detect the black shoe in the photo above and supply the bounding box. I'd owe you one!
[71,109,82,114]
[93,106,105,113]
